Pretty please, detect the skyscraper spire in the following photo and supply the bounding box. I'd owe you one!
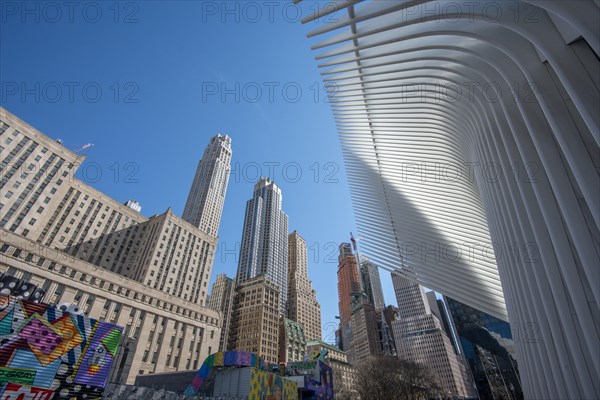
[182,134,232,236]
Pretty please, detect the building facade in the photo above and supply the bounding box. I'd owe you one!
[0,229,220,384]
[392,274,475,398]
[349,301,381,364]
[227,276,280,364]
[337,243,359,359]
[182,133,231,236]
[236,178,288,315]
[0,108,219,306]
[446,296,523,400]
[357,256,385,311]
[287,231,321,340]
[207,274,235,352]
[0,107,229,383]
[278,317,307,363]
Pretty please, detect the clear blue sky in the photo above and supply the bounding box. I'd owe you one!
[0,1,396,342]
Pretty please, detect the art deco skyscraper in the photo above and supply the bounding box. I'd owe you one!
[236,178,289,314]
[182,134,232,236]
[288,231,322,340]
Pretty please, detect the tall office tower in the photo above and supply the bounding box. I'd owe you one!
[446,296,523,400]
[236,178,289,314]
[182,134,232,236]
[227,276,280,364]
[207,274,235,352]
[357,256,385,311]
[350,301,382,364]
[337,243,360,360]
[392,273,475,398]
[287,231,321,340]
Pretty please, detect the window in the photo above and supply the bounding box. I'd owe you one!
[12,181,21,189]
[5,191,13,199]
[28,218,36,225]
[37,206,44,213]
[43,197,50,204]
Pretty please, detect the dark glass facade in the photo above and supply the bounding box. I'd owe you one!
[446,297,524,400]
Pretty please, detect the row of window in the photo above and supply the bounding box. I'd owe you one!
[0,242,218,325]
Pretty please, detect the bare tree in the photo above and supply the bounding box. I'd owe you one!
[354,357,441,400]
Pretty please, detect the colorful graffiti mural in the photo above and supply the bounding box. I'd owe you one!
[0,294,122,399]
[303,361,333,400]
[184,351,297,399]
[249,367,297,399]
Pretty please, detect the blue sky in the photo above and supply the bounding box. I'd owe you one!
[0,1,397,342]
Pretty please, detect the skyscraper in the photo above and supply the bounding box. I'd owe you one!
[236,177,289,314]
[182,134,232,236]
[288,231,321,340]
[337,243,360,360]
[391,273,475,398]
[207,274,235,352]
[357,256,385,311]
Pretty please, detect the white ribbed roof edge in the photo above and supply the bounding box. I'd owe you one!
[299,1,599,398]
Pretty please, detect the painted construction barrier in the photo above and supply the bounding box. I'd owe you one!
[0,294,123,399]
[184,351,297,399]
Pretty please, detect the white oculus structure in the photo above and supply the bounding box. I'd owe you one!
[299,1,599,399]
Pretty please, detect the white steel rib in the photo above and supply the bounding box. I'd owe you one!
[299,1,600,398]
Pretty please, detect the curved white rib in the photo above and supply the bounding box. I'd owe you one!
[300,1,600,398]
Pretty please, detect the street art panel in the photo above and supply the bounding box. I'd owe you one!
[0,294,122,399]
[185,350,298,399]
[303,361,333,400]
[249,368,297,400]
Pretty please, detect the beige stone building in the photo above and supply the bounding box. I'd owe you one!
[0,108,218,306]
[0,229,220,383]
[206,273,235,352]
[227,276,280,364]
[278,317,307,363]
[0,107,231,383]
[287,231,321,340]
